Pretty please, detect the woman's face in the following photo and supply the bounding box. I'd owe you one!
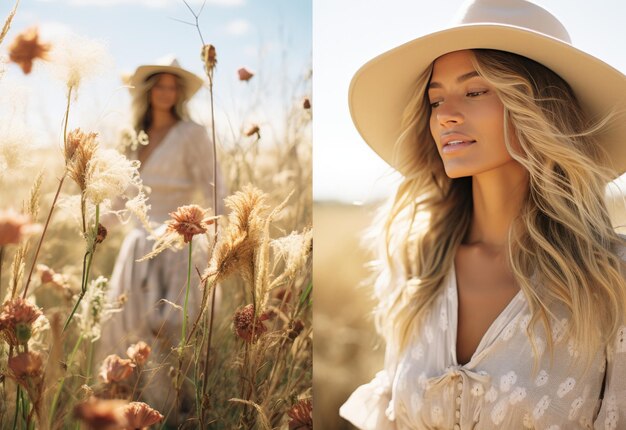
[149,73,179,112]
[428,50,517,179]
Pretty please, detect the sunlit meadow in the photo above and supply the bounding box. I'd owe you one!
[0,2,312,429]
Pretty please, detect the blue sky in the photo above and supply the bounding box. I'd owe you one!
[0,0,311,150]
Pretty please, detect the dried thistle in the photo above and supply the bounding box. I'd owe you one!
[49,32,111,90]
[122,402,164,428]
[233,304,271,343]
[0,208,41,246]
[0,297,43,345]
[8,350,43,378]
[8,26,50,74]
[201,44,217,75]
[244,124,260,139]
[98,354,136,384]
[126,341,151,366]
[166,204,218,243]
[237,67,254,82]
[84,148,142,206]
[287,399,313,430]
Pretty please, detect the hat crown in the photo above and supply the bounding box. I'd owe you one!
[153,55,182,69]
[456,0,571,43]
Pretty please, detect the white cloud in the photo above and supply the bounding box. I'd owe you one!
[224,18,250,36]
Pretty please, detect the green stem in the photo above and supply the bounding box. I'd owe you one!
[86,340,94,385]
[12,386,20,430]
[49,334,83,428]
[181,239,193,345]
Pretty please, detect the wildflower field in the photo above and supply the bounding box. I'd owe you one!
[0,1,312,429]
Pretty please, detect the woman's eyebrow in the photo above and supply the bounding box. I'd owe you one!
[428,71,480,89]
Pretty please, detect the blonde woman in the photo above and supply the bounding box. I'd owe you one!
[339,0,626,428]
[99,57,226,421]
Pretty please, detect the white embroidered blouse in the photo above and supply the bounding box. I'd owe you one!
[339,263,626,429]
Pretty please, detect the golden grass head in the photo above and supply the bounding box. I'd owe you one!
[287,398,313,430]
[0,297,43,346]
[98,354,135,384]
[233,303,271,343]
[201,43,217,74]
[237,67,254,82]
[8,26,50,74]
[0,208,41,246]
[166,204,217,244]
[122,402,164,428]
[65,128,99,191]
[9,351,43,379]
[126,341,151,366]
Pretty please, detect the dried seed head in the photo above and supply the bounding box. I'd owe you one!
[99,354,135,383]
[237,67,254,82]
[73,397,128,430]
[95,223,107,244]
[8,26,50,74]
[9,351,43,378]
[0,297,43,346]
[233,304,269,343]
[65,128,99,191]
[126,341,151,365]
[302,97,311,110]
[166,204,216,243]
[288,399,313,430]
[244,124,260,139]
[122,402,164,428]
[287,319,305,341]
[0,209,41,246]
[202,44,217,74]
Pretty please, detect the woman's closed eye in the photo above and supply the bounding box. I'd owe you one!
[466,89,488,97]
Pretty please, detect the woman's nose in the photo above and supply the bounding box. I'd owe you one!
[436,102,464,127]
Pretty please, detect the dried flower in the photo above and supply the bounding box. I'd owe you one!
[244,124,260,139]
[201,44,217,74]
[237,67,254,81]
[84,148,142,205]
[49,32,111,90]
[9,351,43,378]
[37,264,72,297]
[122,402,164,428]
[126,341,151,365]
[166,204,217,243]
[0,297,43,345]
[74,397,128,430]
[287,319,305,341]
[8,26,50,74]
[302,97,311,110]
[288,399,313,430]
[233,304,271,343]
[65,129,99,192]
[269,228,313,290]
[0,208,41,246]
[77,276,120,341]
[96,223,107,244]
[99,354,136,383]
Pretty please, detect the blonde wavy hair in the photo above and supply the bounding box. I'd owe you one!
[374,49,626,365]
[130,72,190,133]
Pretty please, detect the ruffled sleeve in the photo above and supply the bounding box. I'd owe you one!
[339,368,397,429]
[593,325,626,429]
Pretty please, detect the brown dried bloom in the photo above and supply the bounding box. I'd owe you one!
[233,304,271,343]
[122,402,164,428]
[202,44,217,74]
[0,297,43,345]
[288,399,313,430]
[237,67,254,82]
[95,223,107,244]
[99,354,136,383]
[244,124,260,139]
[74,397,128,430]
[303,97,311,110]
[65,128,99,191]
[0,208,41,246]
[287,319,305,341]
[166,204,217,244]
[126,341,151,365]
[8,27,50,74]
[9,351,43,378]
[38,263,55,284]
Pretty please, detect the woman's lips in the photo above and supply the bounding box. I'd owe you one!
[442,139,476,154]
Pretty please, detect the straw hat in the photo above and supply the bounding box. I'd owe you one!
[349,0,626,176]
[127,55,204,102]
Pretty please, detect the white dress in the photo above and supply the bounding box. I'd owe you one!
[340,260,626,429]
[99,120,226,415]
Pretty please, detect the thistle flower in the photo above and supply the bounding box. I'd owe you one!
[9,351,43,378]
[302,97,311,110]
[244,124,260,139]
[237,67,254,81]
[77,276,121,341]
[0,297,43,345]
[288,399,313,430]
[201,44,217,74]
[0,208,41,246]
[74,397,128,430]
[166,204,217,243]
[99,354,136,383]
[84,148,142,205]
[8,26,50,74]
[233,304,271,343]
[65,128,99,192]
[122,402,164,428]
[126,341,151,365]
[49,33,111,90]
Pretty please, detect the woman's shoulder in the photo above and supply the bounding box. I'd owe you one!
[177,120,207,134]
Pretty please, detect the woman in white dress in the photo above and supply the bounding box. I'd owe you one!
[99,57,226,420]
[340,1,626,428]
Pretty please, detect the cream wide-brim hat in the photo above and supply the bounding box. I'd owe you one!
[349,0,626,177]
[127,55,204,102]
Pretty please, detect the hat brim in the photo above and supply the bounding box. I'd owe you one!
[129,64,204,102]
[349,24,626,177]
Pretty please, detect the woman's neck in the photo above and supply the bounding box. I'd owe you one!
[466,163,529,250]
[150,109,178,131]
